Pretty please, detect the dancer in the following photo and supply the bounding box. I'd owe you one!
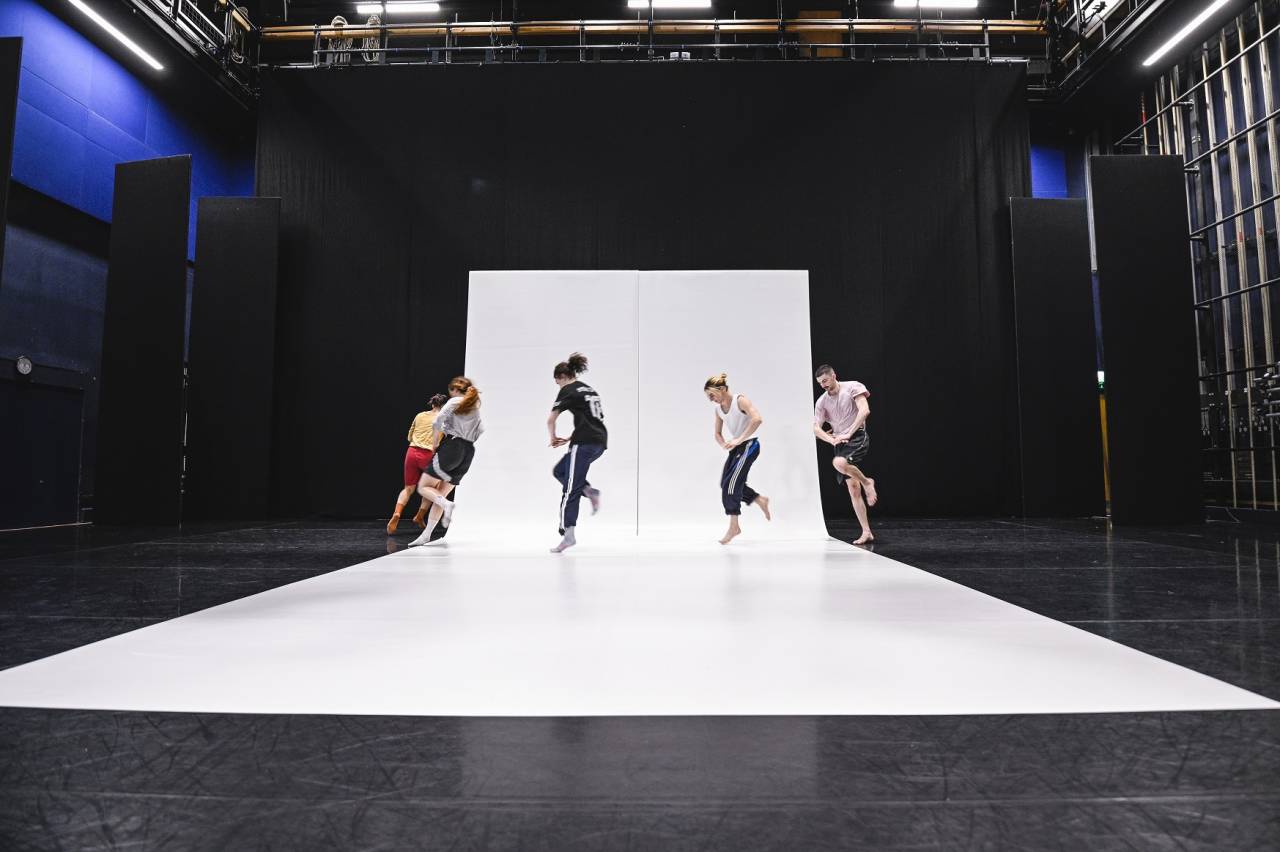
[547,353,607,553]
[408,377,483,547]
[387,393,448,535]
[705,374,771,544]
[813,364,876,545]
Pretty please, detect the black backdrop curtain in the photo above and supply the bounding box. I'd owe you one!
[256,62,1029,518]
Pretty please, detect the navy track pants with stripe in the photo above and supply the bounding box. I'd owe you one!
[721,439,761,515]
[553,443,605,533]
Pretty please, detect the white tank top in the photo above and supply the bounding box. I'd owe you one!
[716,394,751,441]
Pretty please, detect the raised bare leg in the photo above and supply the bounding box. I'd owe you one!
[851,466,876,507]
[834,458,877,507]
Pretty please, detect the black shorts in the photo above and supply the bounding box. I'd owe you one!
[833,429,869,483]
[429,436,476,484]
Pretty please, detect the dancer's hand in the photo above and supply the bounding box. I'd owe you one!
[724,438,740,450]
[551,436,569,448]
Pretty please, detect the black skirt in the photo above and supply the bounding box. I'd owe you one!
[430,436,476,484]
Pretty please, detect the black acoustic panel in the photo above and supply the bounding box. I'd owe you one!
[0,38,21,282]
[0,378,82,528]
[185,197,280,520]
[1091,155,1202,525]
[1009,198,1105,517]
[95,156,192,525]
[257,62,1030,517]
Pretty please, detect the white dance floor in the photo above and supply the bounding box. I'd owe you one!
[0,531,1274,716]
[4,270,1271,716]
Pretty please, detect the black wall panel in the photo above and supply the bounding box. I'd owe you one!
[185,197,281,520]
[95,156,191,525]
[0,376,82,529]
[0,37,22,282]
[257,63,1030,518]
[1091,155,1202,525]
[1009,198,1105,516]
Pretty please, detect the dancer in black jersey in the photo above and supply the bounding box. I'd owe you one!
[547,353,607,553]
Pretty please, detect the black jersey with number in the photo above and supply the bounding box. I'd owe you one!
[553,381,608,448]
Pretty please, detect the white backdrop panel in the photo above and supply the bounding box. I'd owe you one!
[459,271,639,536]
[637,270,826,536]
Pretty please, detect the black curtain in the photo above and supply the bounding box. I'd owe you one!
[257,62,1030,517]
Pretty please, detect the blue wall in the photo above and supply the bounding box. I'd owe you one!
[0,0,253,256]
[1030,142,1069,200]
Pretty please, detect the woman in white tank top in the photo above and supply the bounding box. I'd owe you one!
[704,373,772,544]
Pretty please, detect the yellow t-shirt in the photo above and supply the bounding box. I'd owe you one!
[407,411,437,449]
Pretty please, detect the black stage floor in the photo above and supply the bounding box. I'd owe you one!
[1,518,1277,850]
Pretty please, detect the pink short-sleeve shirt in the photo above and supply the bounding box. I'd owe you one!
[814,381,870,438]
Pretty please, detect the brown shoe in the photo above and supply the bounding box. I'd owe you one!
[412,507,428,528]
[386,514,401,535]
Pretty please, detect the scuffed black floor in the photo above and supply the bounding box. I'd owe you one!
[0,518,1278,850]
[0,522,390,671]
[845,518,1280,701]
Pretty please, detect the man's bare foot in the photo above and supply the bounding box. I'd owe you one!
[863,478,878,507]
[719,524,741,545]
[853,531,875,545]
[756,496,772,521]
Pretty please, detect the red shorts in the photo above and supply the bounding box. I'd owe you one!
[403,446,434,487]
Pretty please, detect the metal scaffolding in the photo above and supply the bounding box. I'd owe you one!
[1117,0,1280,510]
[252,16,1045,68]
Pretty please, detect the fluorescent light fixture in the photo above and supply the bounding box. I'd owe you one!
[1097,370,1105,384]
[892,0,980,8]
[1142,0,1230,67]
[357,1,440,13]
[66,0,164,70]
[628,1,713,9]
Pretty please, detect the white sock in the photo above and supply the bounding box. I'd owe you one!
[551,527,577,553]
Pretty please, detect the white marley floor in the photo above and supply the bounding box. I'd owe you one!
[0,528,1275,717]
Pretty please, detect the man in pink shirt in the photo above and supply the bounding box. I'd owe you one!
[813,364,876,545]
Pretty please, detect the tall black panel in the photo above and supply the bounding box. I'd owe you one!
[1009,198,1105,516]
[95,156,191,525]
[0,37,22,281]
[185,197,280,520]
[1091,155,1202,525]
